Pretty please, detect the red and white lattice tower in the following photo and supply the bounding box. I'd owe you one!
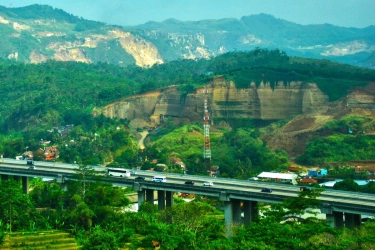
[203,88,211,161]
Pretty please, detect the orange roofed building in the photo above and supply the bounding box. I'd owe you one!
[45,146,60,161]
[300,176,318,184]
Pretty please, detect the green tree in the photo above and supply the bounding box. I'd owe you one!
[333,179,361,192]
[0,180,33,232]
[68,194,95,230]
[82,228,118,250]
[74,163,97,200]
[0,229,4,245]
[29,178,64,208]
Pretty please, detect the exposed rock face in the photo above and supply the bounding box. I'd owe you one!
[346,83,375,109]
[116,30,164,67]
[101,78,329,125]
[102,90,162,122]
[321,40,375,56]
[261,83,375,157]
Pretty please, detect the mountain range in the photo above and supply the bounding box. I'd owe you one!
[0,4,374,68]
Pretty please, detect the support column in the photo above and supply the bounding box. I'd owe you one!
[14,176,21,183]
[325,211,344,228]
[334,211,344,228]
[326,213,335,228]
[224,201,233,238]
[166,191,174,207]
[146,189,154,203]
[22,176,29,194]
[138,190,145,211]
[243,200,258,226]
[343,213,362,228]
[232,199,241,226]
[165,191,174,224]
[61,182,68,191]
[345,213,355,229]
[353,214,361,227]
[158,190,166,210]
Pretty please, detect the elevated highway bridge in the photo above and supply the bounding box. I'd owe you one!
[1,158,374,236]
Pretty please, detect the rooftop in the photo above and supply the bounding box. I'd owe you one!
[257,172,297,180]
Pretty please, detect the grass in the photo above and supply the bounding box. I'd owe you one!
[0,230,80,250]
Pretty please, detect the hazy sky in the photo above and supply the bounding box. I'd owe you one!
[2,0,375,28]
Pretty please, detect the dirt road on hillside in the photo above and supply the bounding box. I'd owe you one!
[138,131,149,150]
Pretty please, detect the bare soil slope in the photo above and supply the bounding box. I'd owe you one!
[261,99,375,158]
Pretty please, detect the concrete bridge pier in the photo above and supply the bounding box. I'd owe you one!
[323,203,361,229]
[146,189,154,203]
[219,191,236,237]
[322,204,344,228]
[166,191,173,207]
[243,200,258,226]
[345,213,361,229]
[223,201,233,237]
[14,175,21,183]
[158,190,166,210]
[232,199,242,226]
[22,176,29,194]
[165,191,174,223]
[61,182,68,191]
[137,190,145,210]
[325,211,344,228]
[1,174,8,181]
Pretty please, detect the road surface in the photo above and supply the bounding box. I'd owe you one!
[138,131,148,149]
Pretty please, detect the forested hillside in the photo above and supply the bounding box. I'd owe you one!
[0,50,374,173]
[1,49,374,131]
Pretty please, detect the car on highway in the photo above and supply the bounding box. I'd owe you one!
[300,187,311,192]
[261,188,272,193]
[203,181,214,186]
[185,180,194,185]
[28,166,36,170]
[134,176,145,181]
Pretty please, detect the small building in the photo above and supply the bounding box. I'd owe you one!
[45,146,59,161]
[288,166,299,172]
[208,166,220,177]
[169,157,185,169]
[299,176,318,184]
[355,166,375,175]
[308,168,328,177]
[257,172,297,184]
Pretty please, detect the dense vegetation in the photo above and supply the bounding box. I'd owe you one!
[1,173,374,249]
[333,179,375,193]
[1,49,374,131]
[296,116,375,165]
[0,49,374,171]
[0,49,375,248]
[144,123,289,178]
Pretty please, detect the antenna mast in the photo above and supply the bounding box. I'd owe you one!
[203,87,211,161]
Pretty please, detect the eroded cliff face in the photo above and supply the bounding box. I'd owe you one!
[346,83,375,109]
[25,27,163,67]
[100,78,329,125]
[261,83,375,157]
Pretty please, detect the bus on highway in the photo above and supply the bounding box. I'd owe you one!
[152,176,167,182]
[107,168,131,177]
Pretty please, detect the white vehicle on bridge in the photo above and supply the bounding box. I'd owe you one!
[107,168,131,177]
[152,176,167,182]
